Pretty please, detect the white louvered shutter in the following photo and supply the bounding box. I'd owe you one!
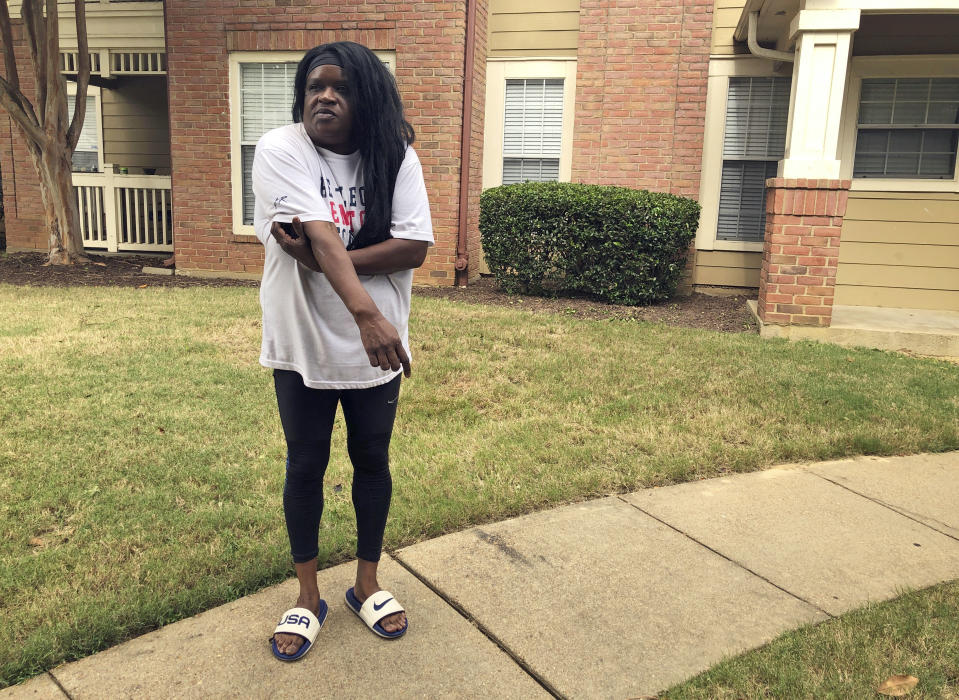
[717,77,790,242]
[239,62,298,224]
[502,78,563,184]
[67,95,98,172]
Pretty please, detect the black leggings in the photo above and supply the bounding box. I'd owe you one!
[273,369,401,564]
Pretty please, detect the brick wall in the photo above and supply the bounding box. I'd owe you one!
[758,178,850,327]
[572,0,713,199]
[0,20,49,252]
[165,0,477,284]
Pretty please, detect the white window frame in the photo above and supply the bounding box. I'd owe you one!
[696,57,792,253]
[482,59,577,190]
[66,83,104,174]
[228,50,396,237]
[840,55,959,193]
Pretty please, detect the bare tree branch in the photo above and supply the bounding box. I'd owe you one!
[0,72,45,143]
[66,0,88,150]
[0,68,41,127]
[0,0,20,92]
[43,0,62,135]
[20,0,46,124]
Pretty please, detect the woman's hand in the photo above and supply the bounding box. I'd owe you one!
[354,309,412,377]
[271,217,321,272]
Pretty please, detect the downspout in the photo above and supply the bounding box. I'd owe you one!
[455,0,478,286]
[161,0,178,267]
[746,11,794,63]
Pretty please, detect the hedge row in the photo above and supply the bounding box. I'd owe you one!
[479,182,700,306]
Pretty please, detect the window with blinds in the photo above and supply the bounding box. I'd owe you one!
[502,78,563,185]
[66,95,98,172]
[854,78,959,179]
[717,76,790,242]
[239,62,298,225]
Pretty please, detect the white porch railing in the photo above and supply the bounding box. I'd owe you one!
[72,166,173,253]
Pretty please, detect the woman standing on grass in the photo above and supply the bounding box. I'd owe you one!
[252,41,433,661]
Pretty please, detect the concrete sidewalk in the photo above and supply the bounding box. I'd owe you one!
[6,452,959,699]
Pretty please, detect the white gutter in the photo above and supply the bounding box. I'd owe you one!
[747,11,795,62]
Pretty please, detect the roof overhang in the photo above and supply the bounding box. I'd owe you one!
[734,0,959,52]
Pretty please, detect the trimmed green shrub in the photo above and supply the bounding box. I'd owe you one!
[480,182,701,306]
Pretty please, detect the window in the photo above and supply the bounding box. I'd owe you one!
[502,78,563,184]
[854,78,959,179]
[67,95,99,173]
[239,62,298,225]
[717,77,790,242]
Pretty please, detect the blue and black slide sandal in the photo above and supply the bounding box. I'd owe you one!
[345,587,408,639]
[270,600,328,661]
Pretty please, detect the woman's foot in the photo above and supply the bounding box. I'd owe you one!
[351,581,407,633]
[273,592,322,657]
[273,558,322,657]
[354,558,406,634]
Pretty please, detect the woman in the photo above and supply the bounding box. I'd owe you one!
[252,42,433,661]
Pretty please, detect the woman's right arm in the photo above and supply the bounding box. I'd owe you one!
[300,219,411,377]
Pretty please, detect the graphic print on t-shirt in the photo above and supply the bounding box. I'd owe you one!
[318,170,365,247]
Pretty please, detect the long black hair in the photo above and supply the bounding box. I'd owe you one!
[293,42,415,250]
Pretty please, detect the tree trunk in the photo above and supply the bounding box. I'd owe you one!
[28,137,86,264]
[1,0,92,265]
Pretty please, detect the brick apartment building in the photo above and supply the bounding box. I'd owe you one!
[0,0,711,288]
[2,0,957,330]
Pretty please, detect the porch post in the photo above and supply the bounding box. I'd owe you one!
[102,165,119,253]
[779,9,860,180]
[758,9,859,328]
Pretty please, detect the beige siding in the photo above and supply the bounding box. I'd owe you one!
[694,249,762,288]
[489,0,580,58]
[835,286,959,310]
[46,1,166,51]
[835,191,959,311]
[711,0,747,56]
[101,77,171,172]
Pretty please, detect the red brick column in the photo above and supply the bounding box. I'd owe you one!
[758,178,850,327]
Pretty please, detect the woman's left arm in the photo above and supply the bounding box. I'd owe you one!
[348,239,428,274]
[350,147,433,274]
[270,220,427,274]
[272,147,433,274]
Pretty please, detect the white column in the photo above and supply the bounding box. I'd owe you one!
[780,9,860,180]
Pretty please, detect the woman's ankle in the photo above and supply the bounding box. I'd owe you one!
[353,558,381,600]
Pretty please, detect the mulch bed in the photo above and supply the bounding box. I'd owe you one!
[0,251,759,333]
[0,252,258,289]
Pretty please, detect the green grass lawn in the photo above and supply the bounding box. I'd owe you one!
[1,283,957,687]
[663,580,959,699]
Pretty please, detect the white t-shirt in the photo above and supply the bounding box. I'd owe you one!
[252,122,434,389]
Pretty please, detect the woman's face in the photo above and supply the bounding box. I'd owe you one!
[302,64,355,154]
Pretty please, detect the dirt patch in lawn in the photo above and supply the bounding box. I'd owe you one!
[0,251,759,333]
